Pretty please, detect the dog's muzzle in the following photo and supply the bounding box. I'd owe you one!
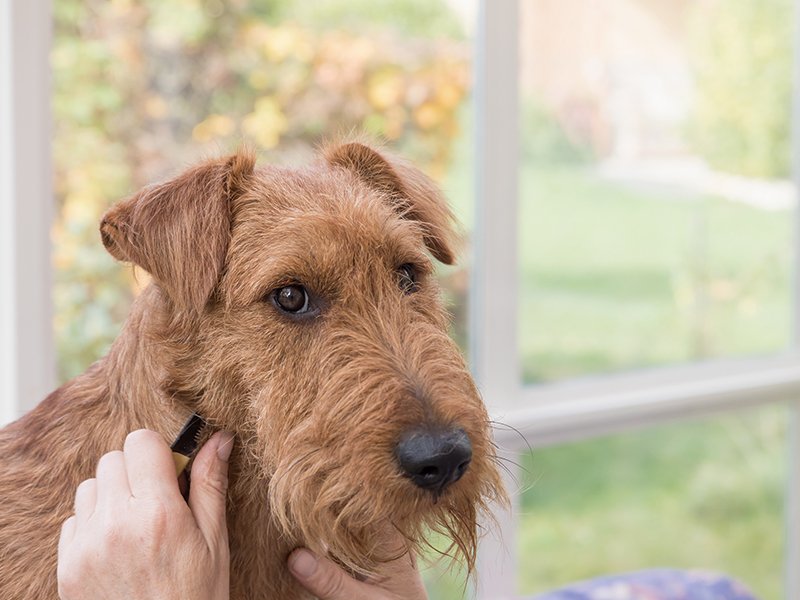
[395,427,472,493]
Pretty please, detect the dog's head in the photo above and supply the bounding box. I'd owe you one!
[100,142,507,578]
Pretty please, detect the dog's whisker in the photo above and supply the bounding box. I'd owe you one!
[489,455,531,491]
[494,461,524,484]
[486,420,533,454]
[492,455,538,494]
[494,454,531,475]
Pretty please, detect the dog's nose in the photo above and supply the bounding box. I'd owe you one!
[395,428,472,492]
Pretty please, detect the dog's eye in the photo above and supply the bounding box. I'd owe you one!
[274,285,310,313]
[397,264,419,295]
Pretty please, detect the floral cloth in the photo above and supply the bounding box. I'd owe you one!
[527,569,760,600]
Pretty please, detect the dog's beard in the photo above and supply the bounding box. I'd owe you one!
[267,435,505,582]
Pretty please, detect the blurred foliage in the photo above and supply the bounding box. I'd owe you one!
[687,0,794,178]
[272,0,466,39]
[52,0,470,381]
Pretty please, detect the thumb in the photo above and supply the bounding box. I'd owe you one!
[188,431,234,546]
[289,550,376,600]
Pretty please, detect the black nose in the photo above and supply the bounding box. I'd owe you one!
[395,428,472,492]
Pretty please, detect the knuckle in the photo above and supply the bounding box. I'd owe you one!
[57,569,77,598]
[57,554,84,598]
[314,564,348,598]
[99,514,131,549]
[200,469,229,498]
[141,498,170,532]
[132,498,173,553]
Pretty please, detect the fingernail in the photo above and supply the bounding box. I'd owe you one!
[217,432,234,462]
[290,550,318,578]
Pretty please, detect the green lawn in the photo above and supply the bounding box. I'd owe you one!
[518,166,792,383]
[517,406,786,600]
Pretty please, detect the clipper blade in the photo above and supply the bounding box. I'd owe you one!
[171,411,206,476]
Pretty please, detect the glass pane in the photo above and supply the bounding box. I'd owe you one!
[518,0,795,383]
[518,404,787,600]
[52,0,476,380]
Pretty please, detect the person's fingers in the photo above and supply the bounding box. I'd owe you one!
[123,429,182,502]
[95,451,130,511]
[364,528,428,599]
[367,550,428,599]
[57,516,79,600]
[290,525,429,600]
[73,478,98,526]
[58,516,77,558]
[289,550,375,600]
[187,431,233,548]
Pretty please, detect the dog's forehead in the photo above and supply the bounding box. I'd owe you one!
[239,163,391,217]
[223,164,430,304]
[232,163,419,244]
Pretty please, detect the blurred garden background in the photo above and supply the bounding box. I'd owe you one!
[51,0,791,598]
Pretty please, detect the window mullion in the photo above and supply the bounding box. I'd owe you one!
[472,0,520,598]
[470,0,521,411]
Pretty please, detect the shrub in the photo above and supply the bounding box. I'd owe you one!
[687,0,794,178]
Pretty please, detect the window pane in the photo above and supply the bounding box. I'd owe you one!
[518,405,787,600]
[518,0,795,383]
[52,0,476,379]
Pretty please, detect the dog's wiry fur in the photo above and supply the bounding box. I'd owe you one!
[0,142,507,599]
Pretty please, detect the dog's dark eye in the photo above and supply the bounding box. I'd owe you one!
[274,285,309,313]
[397,264,419,295]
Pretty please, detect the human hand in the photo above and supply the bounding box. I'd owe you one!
[57,428,428,600]
[57,428,234,600]
[289,533,429,600]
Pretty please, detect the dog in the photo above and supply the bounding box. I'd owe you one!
[0,141,507,599]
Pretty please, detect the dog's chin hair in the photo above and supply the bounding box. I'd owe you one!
[268,448,504,582]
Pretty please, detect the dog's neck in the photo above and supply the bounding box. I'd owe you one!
[87,284,197,442]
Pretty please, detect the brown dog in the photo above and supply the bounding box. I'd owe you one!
[0,141,506,599]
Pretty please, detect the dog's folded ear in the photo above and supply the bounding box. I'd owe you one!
[324,142,458,265]
[100,148,256,313]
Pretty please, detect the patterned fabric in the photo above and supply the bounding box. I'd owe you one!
[526,569,761,600]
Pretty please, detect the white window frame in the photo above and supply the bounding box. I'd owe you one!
[2,0,798,598]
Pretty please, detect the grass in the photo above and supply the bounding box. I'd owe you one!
[518,165,792,383]
[517,406,786,600]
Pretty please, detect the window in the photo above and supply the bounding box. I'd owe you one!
[473,1,797,599]
[2,0,797,598]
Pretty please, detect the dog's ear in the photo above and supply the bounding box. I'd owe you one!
[324,142,458,265]
[100,148,256,313]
